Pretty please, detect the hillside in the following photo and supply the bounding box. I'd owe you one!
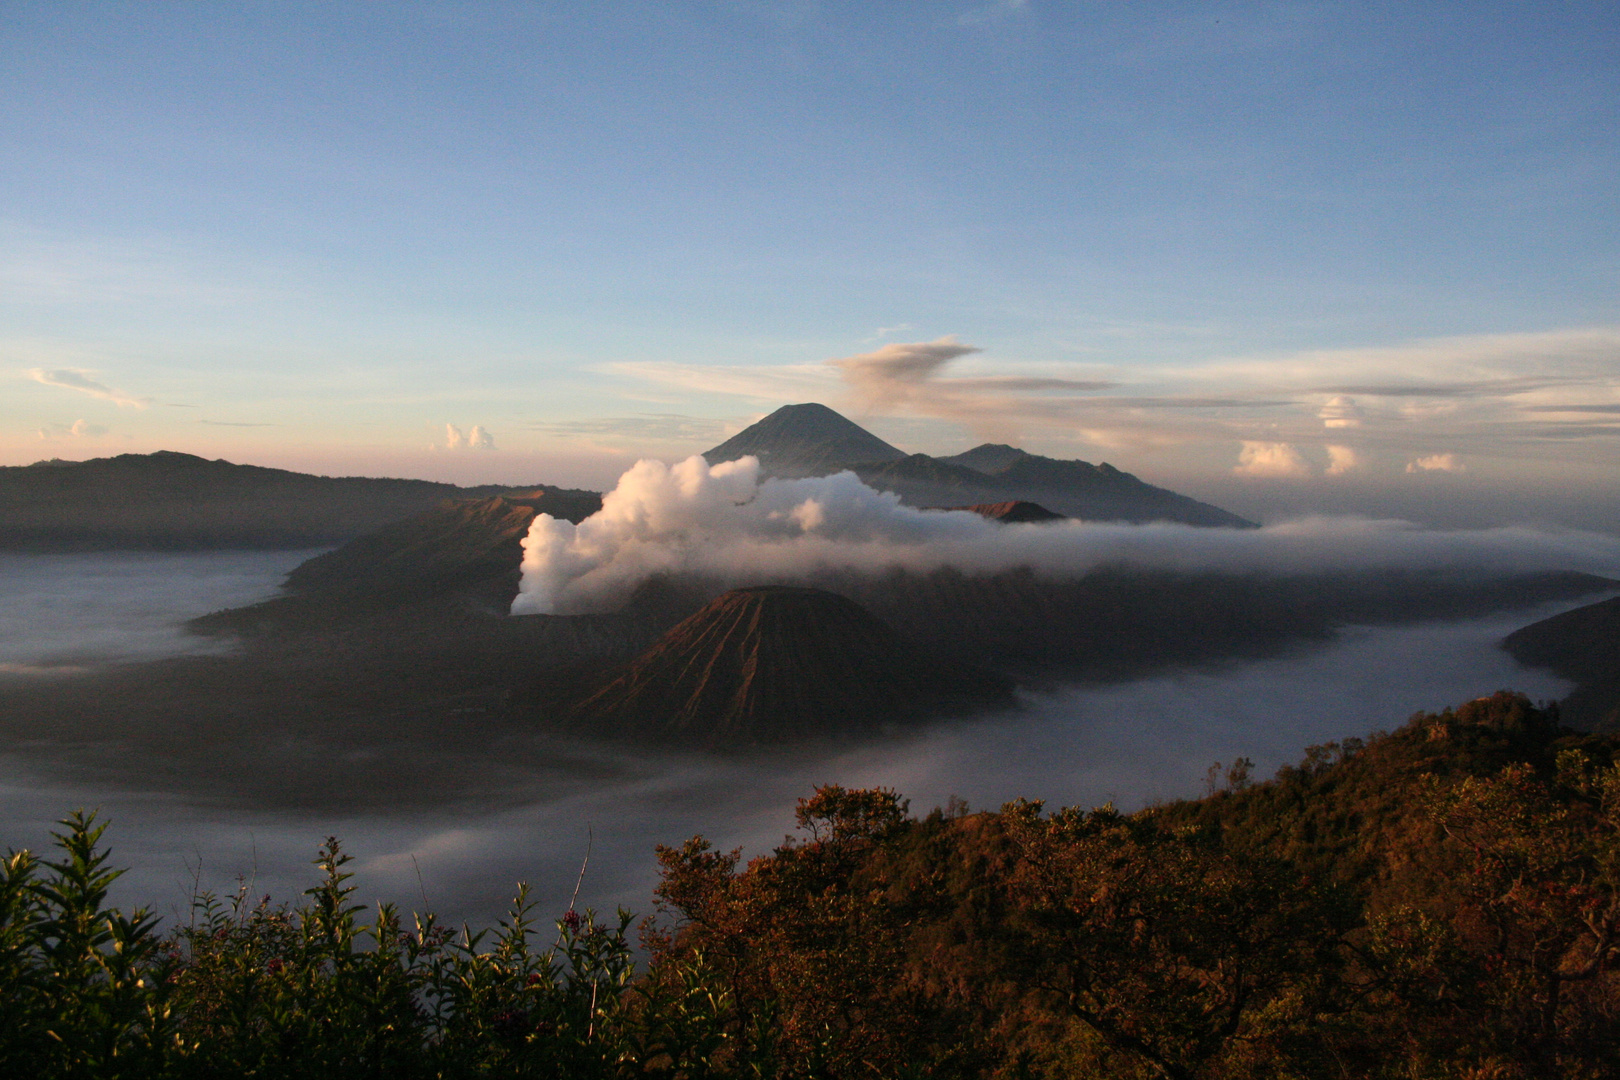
[0,451,589,551]
[646,691,1620,1077]
[1503,592,1620,731]
[9,692,1619,1077]
[554,586,1013,745]
[703,403,1255,527]
[190,489,602,631]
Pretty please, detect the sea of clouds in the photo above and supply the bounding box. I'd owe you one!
[513,455,1620,615]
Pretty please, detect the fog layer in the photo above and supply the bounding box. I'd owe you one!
[0,550,319,674]
[513,456,1620,615]
[0,550,1595,929]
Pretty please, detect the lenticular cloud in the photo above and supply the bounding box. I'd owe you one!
[510,455,1620,616]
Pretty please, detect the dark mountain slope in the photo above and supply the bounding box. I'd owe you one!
[701,405,1252,527]
[939,442,1029,473]
[939,443,1254,527]
[194,489,601,629]
[0,451,589,551]
[556,586,1013,745]
[818,566,1617,682]
[702,403,905,477]
[1503,593,1620,731]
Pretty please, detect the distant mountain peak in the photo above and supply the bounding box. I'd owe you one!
[703,403,906,478]
[700,403,1253,527]
[943,444,1033,475]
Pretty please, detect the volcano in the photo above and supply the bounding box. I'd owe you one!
[557,585,1013,745]
[703,404,1253,527]
[702,402,907,478]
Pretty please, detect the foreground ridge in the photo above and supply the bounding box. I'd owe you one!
[5,692,1617,1076]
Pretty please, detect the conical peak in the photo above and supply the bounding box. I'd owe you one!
[703,403,906,477]
[560,584,1011,744]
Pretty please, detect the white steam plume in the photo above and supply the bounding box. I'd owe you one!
[510,456,1620,617]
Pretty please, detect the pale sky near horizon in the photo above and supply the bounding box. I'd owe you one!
[4,2,1618,529]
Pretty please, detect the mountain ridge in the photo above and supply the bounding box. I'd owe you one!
[703,404,1254,527]
[0,451,593,552]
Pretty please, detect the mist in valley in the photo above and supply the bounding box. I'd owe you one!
[0,546,1600,930]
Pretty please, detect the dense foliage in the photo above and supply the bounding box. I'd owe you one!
[3,692,1618,1077]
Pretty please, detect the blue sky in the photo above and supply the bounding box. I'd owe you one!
[4,2,1617,527]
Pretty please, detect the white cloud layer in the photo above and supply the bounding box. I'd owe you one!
[511,455,1620,616]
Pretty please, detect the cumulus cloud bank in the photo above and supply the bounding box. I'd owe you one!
[444,424,495,450]
[1317,395,1363,429]
[511,456,1620,616]
[1325,445,1361,476]
[1233,441,1311,478]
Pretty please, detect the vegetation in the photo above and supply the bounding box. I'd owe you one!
[3,692,1618,1077]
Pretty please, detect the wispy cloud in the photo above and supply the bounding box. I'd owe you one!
[526,413,731,445]
[598,326,1620,473]
[605,360,838,403]
[36,419,109,440]
[28,368,149,408]
[0,227,261,306]
[832,336,986,408]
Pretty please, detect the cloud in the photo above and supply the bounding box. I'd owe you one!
[1324,445,1361,476]
[831,336,986,408]
[819,336,1131,444]
[1317,396,1363,429]
[510,455,1620,616]
[1407,453,1465,474]
[28,368,149,408]
[444,424,495,451]
[1520,403,1620,414]
[36,419,110,440]
[606,325,1620,465]
[1234,441,1311,479]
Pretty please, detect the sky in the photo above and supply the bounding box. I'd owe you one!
[4,1,1618,528]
